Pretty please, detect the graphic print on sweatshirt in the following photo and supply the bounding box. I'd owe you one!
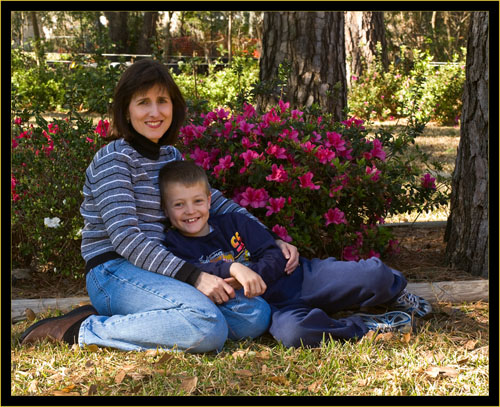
[197,231,251,265]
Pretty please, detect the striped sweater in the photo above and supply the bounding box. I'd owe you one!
[80,137,263,284]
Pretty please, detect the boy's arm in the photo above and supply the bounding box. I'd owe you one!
[230,214,289,286]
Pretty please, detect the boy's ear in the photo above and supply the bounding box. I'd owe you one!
[207,191,212,208]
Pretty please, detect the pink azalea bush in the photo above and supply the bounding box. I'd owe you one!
[179,101,448,260]
[11,114,109,277]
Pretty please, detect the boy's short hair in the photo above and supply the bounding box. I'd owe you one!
[159,160,211,210]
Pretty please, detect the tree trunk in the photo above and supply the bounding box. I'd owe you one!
[104,11,129,54]
[227,12,233,63]
[345,11,388,87]
[259,11,347,121]
[137,11,159,55]
[30,11,43,66]
[444,12,489,278]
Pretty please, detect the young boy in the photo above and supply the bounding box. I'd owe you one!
[159,161,432,348]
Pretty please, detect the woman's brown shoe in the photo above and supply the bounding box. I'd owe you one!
[19,304,97,345]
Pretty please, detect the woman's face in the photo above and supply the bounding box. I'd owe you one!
[128,84,173,143]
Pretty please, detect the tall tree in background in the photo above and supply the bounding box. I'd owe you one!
[258,12,347,120]
[444,11,489,277]
[345,11,388,87]
[104,11,129,53]
[137,12,159,54]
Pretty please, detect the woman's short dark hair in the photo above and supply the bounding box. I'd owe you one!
[111,59,186,146]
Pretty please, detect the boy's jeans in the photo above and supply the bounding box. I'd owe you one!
[80,258,271,352]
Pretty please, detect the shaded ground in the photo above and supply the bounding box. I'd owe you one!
[12,224,483,300]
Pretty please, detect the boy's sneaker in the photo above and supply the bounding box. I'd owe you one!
[355,311,412,333]
[389,288,432,318]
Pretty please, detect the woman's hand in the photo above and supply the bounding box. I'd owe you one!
[193,271,236,304]
[229,262,267,298]
[275,240,300,274]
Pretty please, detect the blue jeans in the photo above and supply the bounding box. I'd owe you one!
[80,258,271,352]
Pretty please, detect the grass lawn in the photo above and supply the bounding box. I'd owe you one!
[11,120,491,397]
[11,301,489,396]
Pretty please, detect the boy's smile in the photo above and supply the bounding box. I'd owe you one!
[163,181,211,237]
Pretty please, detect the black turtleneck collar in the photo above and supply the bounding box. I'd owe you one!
[128,128,162,160]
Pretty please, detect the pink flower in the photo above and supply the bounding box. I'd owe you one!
[366,165,381,182]
[265,142,288,159]
[342,117,365,129]
[216,108,230,120]
[239,121,255,134]
[324,208,347,226]
[366,250,380,259]
[343,245,359,261]
[213,155,234,177]
[314,146,336,164]
[370,139,386,161]
[266,197,286,216]
[95,120,110,137]
[299,172,320,190]
[266,164,289,183]
[421,173,436,189]
[48,123,60,134]
[190,147,212,170]
[242,136,259,149]
[12,138,18,149]
[262,108,281,126]
[300,141,316,153]
[272,224,292,243]
[239,150,261,170]
[238,187,269,208]
[243,103,256,118]
[291,109,304,120]
[14,117,22,125]
[325,132,346,152]
[279,100,290,113]
[351,75,358,81]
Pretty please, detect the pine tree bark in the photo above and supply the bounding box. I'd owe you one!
[444,12,489,278]
[259,12,347,121]
[137,12,159,55]
[104,11,129,54]
[345,11,388,87]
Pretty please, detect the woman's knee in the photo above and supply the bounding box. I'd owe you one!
[222,294,271,340]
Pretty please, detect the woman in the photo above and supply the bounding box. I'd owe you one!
[20,59,299,352]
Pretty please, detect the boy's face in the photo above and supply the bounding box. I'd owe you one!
[163,181,211,237]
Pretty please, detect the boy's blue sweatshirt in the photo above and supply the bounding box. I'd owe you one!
[164,212,290,295]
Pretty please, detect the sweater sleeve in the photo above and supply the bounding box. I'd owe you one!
[230,213,288,285]
[83,145,200,283]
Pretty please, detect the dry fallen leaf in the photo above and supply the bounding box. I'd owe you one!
[269,375,289,385]
[232,350,248,359]
[234,369,254,377]
[53,390,80,396]
[180,376,198,394]
[375,332,394,342]
[464,339,478,350]
[424,366,459,378]
[307,380,323,393]
[86,344,99,352]
[87,384,97,396]
[256,350,271,360]
[115,370,127,384]
[155,352,174,364]
[25,308,36,322]
[402,332,412,344]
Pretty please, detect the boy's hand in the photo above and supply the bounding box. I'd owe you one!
[229,263,267,298]
[193,271,236,304]
[224,277,243,290]
[275,239,299,274]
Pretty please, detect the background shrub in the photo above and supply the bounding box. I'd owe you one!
[179,101,449,260]
[11,112,108,277]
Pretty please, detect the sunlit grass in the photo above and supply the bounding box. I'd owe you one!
[11,301,489,396]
